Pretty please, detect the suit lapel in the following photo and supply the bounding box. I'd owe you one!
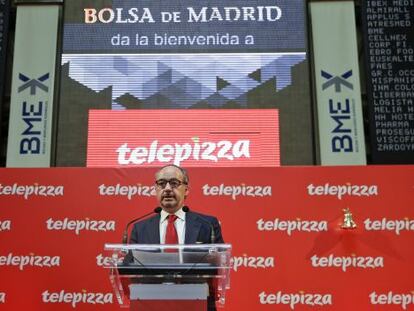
[185,212,201,244]
[145,214,161,244]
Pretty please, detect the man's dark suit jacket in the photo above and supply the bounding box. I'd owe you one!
[129,210,224,244]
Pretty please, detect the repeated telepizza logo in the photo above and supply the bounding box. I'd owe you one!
[0,220,11,232]
[46,218,116,235]
[370,291,414,310]
[116,137,251,166]
[0,292,5,303]
[0,183,64,199]
[310,254,384,272]
[307,183,378,200]
[42,290,113,307]
[98,183,156,200]
[257,218,328,235]
[96,253,123,267]
[0,253,60,271]
[202,183,271,200]
[365,218,414,235]
[259,290,333,308]
[230,254,275,272]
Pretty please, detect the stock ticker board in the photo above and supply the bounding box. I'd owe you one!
[362,0,414,163]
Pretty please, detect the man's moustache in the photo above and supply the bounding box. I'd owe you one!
[162,195,175,199]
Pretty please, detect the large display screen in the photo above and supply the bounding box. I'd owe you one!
[56,0,314,166]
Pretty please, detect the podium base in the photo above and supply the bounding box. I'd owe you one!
[131,300,207,311]
[129,283,209,311]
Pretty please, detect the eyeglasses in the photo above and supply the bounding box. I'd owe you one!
[155,179,187,189]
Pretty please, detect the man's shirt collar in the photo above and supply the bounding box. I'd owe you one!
[160,207,186,223]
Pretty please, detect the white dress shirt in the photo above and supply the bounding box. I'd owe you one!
[159,208,186,244]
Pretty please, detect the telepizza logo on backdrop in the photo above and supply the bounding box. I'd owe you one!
[98,183,155,200]
[257,218,328,235]
[310,254,384,272]
[0,183,64,199]
[0,220,11,232]
[46,218,116,235]
[365,218,414,235]
[231,254,275,272]
[42,290,113,308]
[0,293,5,303]
[0,253,60,271]
[259,291,332,309]
[307,183,378,200]
[203,184,271,200]
[370,291,414,310]
[96,253,123,267]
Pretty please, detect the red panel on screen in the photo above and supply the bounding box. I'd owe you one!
[87,110,279,167]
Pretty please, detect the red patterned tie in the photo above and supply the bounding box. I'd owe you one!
[165,214,178,252]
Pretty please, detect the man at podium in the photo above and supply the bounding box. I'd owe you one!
[129,164,224,245]
[123,165,226,311]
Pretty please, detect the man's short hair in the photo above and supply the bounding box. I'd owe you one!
[156,164,189,184]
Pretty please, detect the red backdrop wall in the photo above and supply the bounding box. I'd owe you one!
[1,166,414,310]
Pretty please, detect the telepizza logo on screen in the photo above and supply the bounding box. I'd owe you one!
[87,110,279,167]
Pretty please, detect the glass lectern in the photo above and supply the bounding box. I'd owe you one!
[104,244,232,310]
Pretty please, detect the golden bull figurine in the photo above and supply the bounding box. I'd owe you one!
[341,208,357,229]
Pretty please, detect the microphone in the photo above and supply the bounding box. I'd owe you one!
[122,207,162,244]
[182,206,215,243]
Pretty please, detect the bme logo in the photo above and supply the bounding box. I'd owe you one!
[18,73,49,95]
[321,70,353,93]
[321,70,355,153]
[17,73,49,155]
